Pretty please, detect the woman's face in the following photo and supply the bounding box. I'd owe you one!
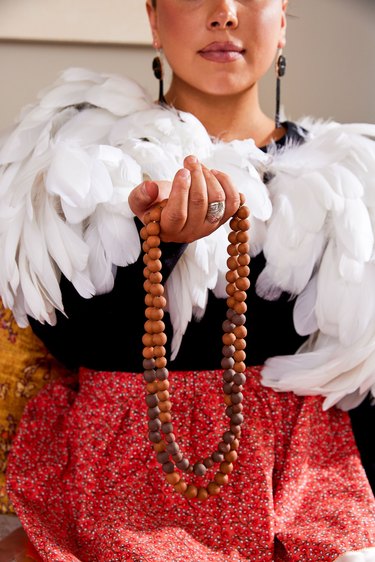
[147,0,288,98]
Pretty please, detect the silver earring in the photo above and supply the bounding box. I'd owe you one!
[275,50,286,129]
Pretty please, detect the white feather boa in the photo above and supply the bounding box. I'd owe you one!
[1,67,375,411]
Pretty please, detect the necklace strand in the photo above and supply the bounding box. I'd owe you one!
[140,194,250,500]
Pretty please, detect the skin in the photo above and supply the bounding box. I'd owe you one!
[128,0,288,242]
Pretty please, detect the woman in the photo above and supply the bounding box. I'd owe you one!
[1,0,375,560]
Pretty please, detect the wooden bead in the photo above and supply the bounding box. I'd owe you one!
[226,270,238,283]
[184,485,198,499]
[150,284,164,296]
[166,472,180,485]
[148,247,162,260]
[174,480,188,494]
[153,333,167,346]
[159,412,172,423]
[158,400,172,412]
[225,450,238,463]
[155,357,167,369]
[146,222,160,236]
[147,235,161,248]
[227,256,238,271]
[220,461,234,474]
[146,381,158,394]
[222,333,236,346]
[153,441,166,453]
[207,482,221,496]
[149,272,163,284]
[234,325,247,339]
[234,301,247,315]
[152,296,167,308]
[233,350,246,362]
[227,244,239,257]
[156,380,169,391]
[197,487,209,501]
[214,472,229,486]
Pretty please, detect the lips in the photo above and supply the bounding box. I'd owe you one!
[198,42,245,63]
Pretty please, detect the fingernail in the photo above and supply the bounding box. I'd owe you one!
[186,155,198,164]
[178,169,191,182]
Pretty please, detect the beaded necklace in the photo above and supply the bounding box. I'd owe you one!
[141,194,250,500]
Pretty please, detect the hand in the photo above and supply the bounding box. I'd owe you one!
[128,155,240,243]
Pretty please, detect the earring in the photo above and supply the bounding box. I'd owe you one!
[275,50,286,129]
[152,48,167,105]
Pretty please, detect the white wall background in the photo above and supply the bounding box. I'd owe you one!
[0,0,374,133]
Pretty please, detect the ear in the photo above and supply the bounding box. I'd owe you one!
[146,0,160,48]
[278,0,288,49]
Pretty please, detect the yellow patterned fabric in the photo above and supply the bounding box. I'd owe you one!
[0,299,71,514]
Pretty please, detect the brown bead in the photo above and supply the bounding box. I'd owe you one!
[155,357,167,369]
[159,412,172,423]
[148,406,160,420]
[161,422,173,434]
[225,450,238,463]
[148,247,162,260]
[207,482,221,496]
[231,439,240,450]
[238,219,250,231]
[143,279,152,292]
[226,296,236,309]
[153,333,167,346]
[156,379,169,391]
[232,313,246,326]
[233,325,247,339]
[145,307,164,320]
[152,295,167,308]
[233,372,246,385]
[142,241,150,253]
[211,451,224,463]
[197,487,209,501]
[165,433,175,443]
[238,265,250,277]
[238,242,250,255]
[237,204,249,219]
[184,485,198,499]
[147,235,161,248]
[149,271,163,284]
[140,226,148,240]
[234,339,246,351]
[221,357,234,370]
[233,290,246,302]
[236,230,248,243]
[165,472,180,485]
[226,270,238,283]
[166,441,179,455]
[153,441,166,453]
[144,293,154,306]
[146,222,160,236]
[142,333,153,347]
[149,431,161,443]
[214,472,229,486]
[158,400,171,412]
[157,390,170,402]
[203,457,214,469]
[156,451,170,464]
[143,369,156,382]
[233,350,246,362]
[146,381,158,394]
[174,480,188,494]
[156,367,168,380]
[193,463,207,477]
[149,207,162,222]
[162,461,175,474]
[148,418,161,431]
[228,231,238,244]
[233,301,247,315]
[143,267,150,278]
[223,431,235,444]
[224,394,232,406]
[154,345,166,357]
[226,283,236,296]
[232,384,243,394]
[222,332,236,346]
[150,284,164,296]
[145,394,159,407]
[234,361,246,374]
[231,413,244,425]
[176,458,190,472]
[151,320,165,333]
[235,277,250,291]
[229,217,239,231]
[142,341,153,356]
[227,244,239,257]
[223,369,235,382]
[238,253,250,266]
[227,256,238,271]
[220,461,234,474]
[218,441,231,454]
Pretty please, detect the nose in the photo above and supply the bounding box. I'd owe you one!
[208,0,238,30]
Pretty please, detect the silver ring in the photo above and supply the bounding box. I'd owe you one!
[206,201,225,224]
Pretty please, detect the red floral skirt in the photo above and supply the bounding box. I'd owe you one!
[6,367,375,561]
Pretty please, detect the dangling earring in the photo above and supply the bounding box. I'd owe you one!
[275,50,286,129]
[152,47,167,105]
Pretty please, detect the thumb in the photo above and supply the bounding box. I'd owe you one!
[128,181,159,220]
